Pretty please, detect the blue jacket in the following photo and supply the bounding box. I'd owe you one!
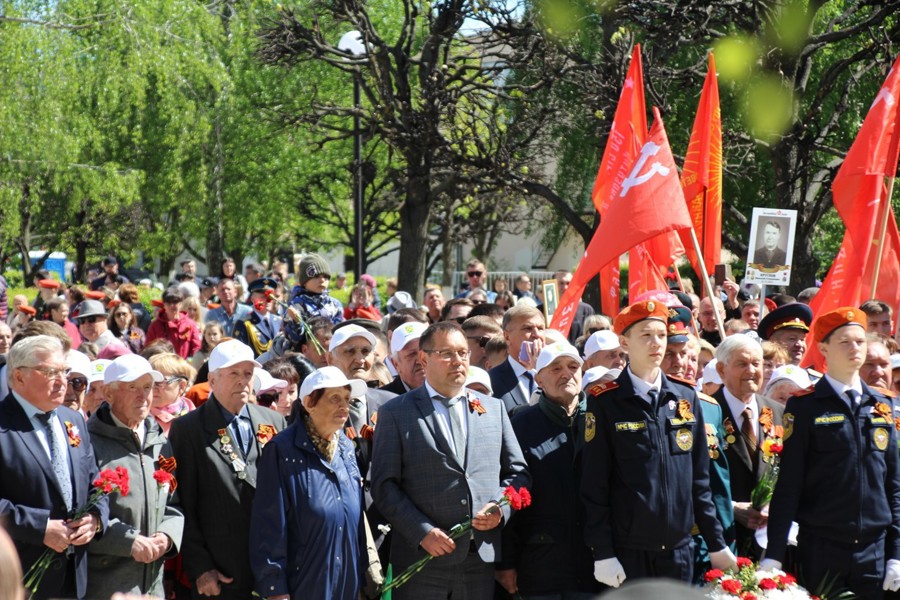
[767,379,900,563]
[249,420,365,600]
[287,286,344,325]
[581,371,725,559]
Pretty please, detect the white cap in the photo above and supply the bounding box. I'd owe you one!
[391,322,428,355]
[178,281,200,298]
[582,366,621,390]
[88,360,112,384]
[891,354,900,370]
[208,339,261,372]
[387,291,417,314]
[464,366,493,395]
[584,330,619,359]
[765,364,811,395]
[702,359,722,385]
[254,368,288,394]
[104,354,164,385]
[536,341,584,373]
[66,351,92,379]
[299,366,367,399]
[329,324,377,352]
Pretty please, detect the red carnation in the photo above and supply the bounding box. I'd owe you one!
[741,593,756,600]
[504,486,523,510]
[736,556,752,568]
[770,443,783,454]
[721,579,742,594]
[518,487,532,508]
[704,569,724,582]
[93,467,130,497]
[153,470,174,487]
[759,578,777,590]
[778,573,797,586]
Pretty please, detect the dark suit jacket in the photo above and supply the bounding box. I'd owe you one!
[371,386,530,572]
[713,390,784,553]
[0,394,109,600]
[489,358,530,413]
[169,396,286,600]
[753,246,787,269]
[380,376,409,396]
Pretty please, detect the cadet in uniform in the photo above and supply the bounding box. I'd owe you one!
[660,305,735,582]
[764,307,900,599]
[757,302,822,381]
[234,278,283,358]
[581,300,737,588]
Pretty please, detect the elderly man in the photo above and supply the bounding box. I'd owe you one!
[583,330,627,371]
[0,335,108,600]
[382,322,428,395]
[85,354,184,599]
[860,333,893,391]
[513,273,537,302]
[490,305,546,413]
[712,335,783,559]
[0,321,12,356]
[205,278,252,336]
[497,342,599,598]
[75,300,122,351]
[757,303,814,368]
[169,340,286,600]
[765,308,900,599]
[371,322,529,599]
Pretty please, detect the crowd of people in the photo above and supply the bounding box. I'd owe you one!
[2,252,900,600]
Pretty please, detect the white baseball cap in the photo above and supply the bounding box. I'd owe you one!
[66,351,92,379]
[702,359,723,385]
[891,354,900,370]
[464,366,493,395]
[88,359,112,384]
[299,366,367,399]
[391,322,428,355]
[536,341,584,373]
[254,368,288,394]
[584,330,620,359]
[582,366,621,390]
[765,364,811,395]
[208,339,261,372]
[104,354,164,385]
[328,324,377,352]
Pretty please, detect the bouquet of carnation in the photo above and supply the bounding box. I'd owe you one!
[751,422,784,510]
[705,557,813,600]
[380,486,531,595]
[24,466,130,595]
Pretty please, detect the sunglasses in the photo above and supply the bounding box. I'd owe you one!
[587,327,610,335]
[81,316,106,324]
[68,377,88,392]
[467,271,484,277]
[467,335,491,348]
[453,316,468,325]
[257,392,279,406]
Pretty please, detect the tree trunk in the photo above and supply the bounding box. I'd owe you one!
[397,170,432,299]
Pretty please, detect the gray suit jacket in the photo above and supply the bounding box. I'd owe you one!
[370,385,530,570]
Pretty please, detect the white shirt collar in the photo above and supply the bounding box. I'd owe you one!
[824,373,862,408]
[723,386,757,429]
[627,366,662,402]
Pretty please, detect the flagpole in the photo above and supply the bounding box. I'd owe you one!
[674,264,703,336]
[870,179,894,298]
[690,227,727,340]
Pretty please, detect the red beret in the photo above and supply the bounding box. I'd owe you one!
[85,291,106,300]
[17,305,37,316]
[151,299,165,308]
[38,279,60,289]
[614,300,669,334]
[813,307,867,344]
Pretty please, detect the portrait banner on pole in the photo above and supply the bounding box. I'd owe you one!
[744,207,797,287]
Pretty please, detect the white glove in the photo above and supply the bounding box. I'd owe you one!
[883,559,900,591]
[709,547,738,571]
[759,558,782,572]
[594,557,627,588]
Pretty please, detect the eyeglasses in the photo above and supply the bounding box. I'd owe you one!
[466,335,491,348]
[424,349,471,361]
[23,366,71,381]
[68,377,88,392]
[467,271,483,277]
[153,376,187,387]
[470,299,486,305]
[114,312,129,318]
[256,392,279,406]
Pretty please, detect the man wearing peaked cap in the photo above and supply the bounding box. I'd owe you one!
[764,307,900,599]
[497,340,600,597]
[582,300,736,588]
[757,303,813,367]
[168,339,286,600]
[233,278,282,358]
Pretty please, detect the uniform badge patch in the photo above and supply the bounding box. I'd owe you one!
[874,427,889,451]
[676,428,693,451]
[783,412,794,441]
[585,412,596,442]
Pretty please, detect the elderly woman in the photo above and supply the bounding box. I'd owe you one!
[46,297,83,348]
[249,366,367,600]
[86,354,184,599]
[148,352,197,435]
[109,302,145,354]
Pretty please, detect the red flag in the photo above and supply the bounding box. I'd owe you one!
[628,234,680,300]
[679,52,722,280]
[552,109,692,336]
[591,45,648,317]
[802,55,900,369]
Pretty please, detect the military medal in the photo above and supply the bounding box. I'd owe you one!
[705,423,720,460]
[723,417,736,446]
[219,428,247,476]
[874,427,889,451]
[676,428,693,451]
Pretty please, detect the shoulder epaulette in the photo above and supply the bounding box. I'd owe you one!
[872,386,897,398]
[791,385,816,397]
[588,381,619,396]
[666,374,696,387]
[697,391,718,405]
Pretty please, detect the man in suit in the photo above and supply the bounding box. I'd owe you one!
[489,304,545,413]
[753,221,787,269]
[234,278,283,358]
[371,321,530,599]
[169,339,286,600]
[0,335,109,600]
[713,335,784,558]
